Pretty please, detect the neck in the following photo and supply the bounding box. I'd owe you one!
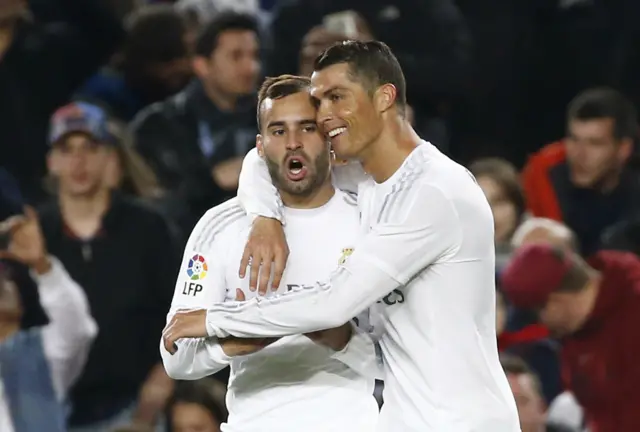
[202,80,237,112]
[359,116,421,183]
[59,189,111,224]
[281,180,335,210]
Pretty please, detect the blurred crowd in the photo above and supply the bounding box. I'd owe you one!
[0,0,639,431]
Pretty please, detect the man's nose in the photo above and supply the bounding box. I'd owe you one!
[316,99,333,127]
[285,131,303,150]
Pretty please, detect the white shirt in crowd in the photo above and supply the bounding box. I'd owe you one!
[0,257,98,432]
[203,142,521,432]
[162,190,380,432]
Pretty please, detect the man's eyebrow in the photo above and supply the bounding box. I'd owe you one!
[266,119,317,128]
[266,121,285,128]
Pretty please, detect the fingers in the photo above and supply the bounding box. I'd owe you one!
[235,288,246,302]
[162,322,179,355]
[257,259,272,296]
[0,215,24,234]
[238,245,251,279]
[23,206,38,221]
[271,246,288,291]
[0,251,16,261]
[249,255,260,292]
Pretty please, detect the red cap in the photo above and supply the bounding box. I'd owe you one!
[500,244,573,309]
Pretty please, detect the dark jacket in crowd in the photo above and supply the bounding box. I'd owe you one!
[38,193,177,426]
[523,140,640,256]
[131,80,257,233]
[561,251,640,432]
[0,0,123,203]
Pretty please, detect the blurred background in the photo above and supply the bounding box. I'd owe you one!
[0,0,639,431]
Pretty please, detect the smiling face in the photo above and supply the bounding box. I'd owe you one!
[310,63,384,159]
[257,91,331,199]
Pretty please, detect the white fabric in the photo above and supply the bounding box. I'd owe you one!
[162,191,379,432]
[207,142,521,432]
[0,257,97,431]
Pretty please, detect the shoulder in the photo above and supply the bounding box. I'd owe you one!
[523,141,567,177]
[334,189,358,209]
[188,198,249,250]
[130,92,187,134]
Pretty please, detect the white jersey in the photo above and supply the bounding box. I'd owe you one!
[162,191,380,432]
[204,143,520,432]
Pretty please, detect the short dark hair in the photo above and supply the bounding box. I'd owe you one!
[567,87,638,140]
[313,40,407,115]
[167,378,228,426]
[124,5,188,65]
[500,353,542,395]
[256,74,311,130]
[550,248,591,293]
[469,157,526,224]
[195,12,258,58]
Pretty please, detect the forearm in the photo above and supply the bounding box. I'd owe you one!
[160,335,230,380]
[206,254,399,338]
[237,148,285,222]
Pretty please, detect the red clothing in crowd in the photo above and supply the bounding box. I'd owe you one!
[561,251,640,432]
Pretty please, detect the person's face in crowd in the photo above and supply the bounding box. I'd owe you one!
[171,402,221,432]
[258,91,331,199]
[311,63,389,160]
[196,29,260,97]
[566,118,632,189]
[538,291,590,338]
[47,133,115,197]
[148,56,193,97]
[476,175,519,244]
[506,372,546,432]
[0,277,22,339]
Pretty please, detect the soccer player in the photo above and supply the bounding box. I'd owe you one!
[161,75,380,432]
[165,41,519,431]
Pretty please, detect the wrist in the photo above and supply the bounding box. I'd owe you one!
[32,256,52,275]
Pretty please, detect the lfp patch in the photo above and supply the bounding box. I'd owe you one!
[187,254,208,280]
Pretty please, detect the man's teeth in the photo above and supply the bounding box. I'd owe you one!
[290,168,302,174]
[328,127,347,138]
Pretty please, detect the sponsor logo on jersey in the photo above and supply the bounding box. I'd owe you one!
[187,254,208,280]
[338,247,354,265]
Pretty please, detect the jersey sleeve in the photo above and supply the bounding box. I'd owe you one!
[237,147,285,222]
[237,148,370,221]
[205,183,462,338]
[161,200,245,379]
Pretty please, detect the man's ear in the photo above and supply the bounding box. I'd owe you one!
[192,56,209,80]
[619,137,634,163]
[46,150,59,176]
[374,83,397,114]
[256,134,265,158]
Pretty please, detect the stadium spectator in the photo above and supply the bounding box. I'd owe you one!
[167,378,228,432]
[78,5,193,122]
[469,157,526,266]
[500,354,576,432]
[501,243,640,431]
[0,0,123,203]
[0,206,97,432]
[131,12,261,232]
[497,287,561,405]
[38,102,178,431]
[266,0,472,147]
[522,88,640,256]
